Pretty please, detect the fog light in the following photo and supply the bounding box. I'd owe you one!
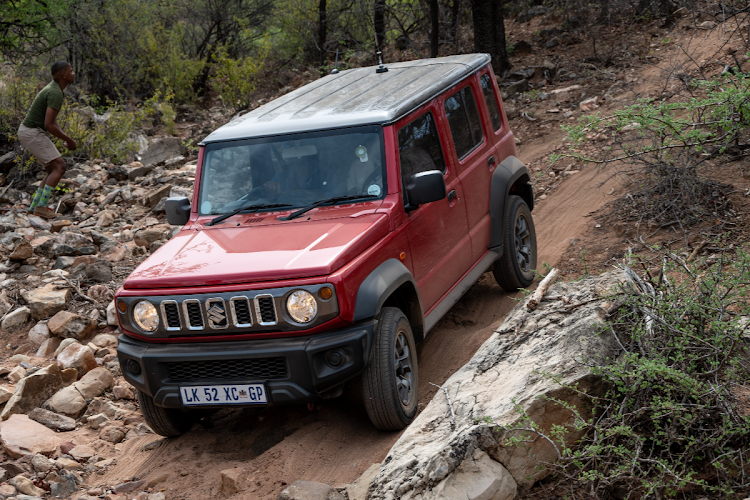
[126,359,142,376]
[325,349,346,368]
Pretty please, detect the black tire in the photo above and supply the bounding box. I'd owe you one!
[137,390,196,437]
[493,195,537,291]
[362,307,419,430]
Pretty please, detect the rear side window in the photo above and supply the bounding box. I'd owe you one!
[398,112,446,184]
[480,73,503,131]
[444,86,484,160]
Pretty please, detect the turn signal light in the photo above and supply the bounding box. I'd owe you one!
[117,300,127,313]
[319,287,333,300]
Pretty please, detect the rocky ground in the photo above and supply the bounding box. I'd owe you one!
[0,4,745,500]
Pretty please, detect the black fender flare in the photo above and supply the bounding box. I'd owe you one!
[489,155,533,251]
[353,259,423,324]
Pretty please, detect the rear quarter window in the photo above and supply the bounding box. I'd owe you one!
[444,86,484,160]
[480,73,503,132]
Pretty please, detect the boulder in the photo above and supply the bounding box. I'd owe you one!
[57,342,97,376]
[0,386,13,405]
[54,338,78,357]
[21,284,71,320]
[73,367,113,399]
[27,408,76,431]
[45,386,87,417]
[365,272,623,497]
[142,185,173,208]
[278,481,345,500]
[0,484,13,499]
[139,137,185,166]
[1,307,30,330]
[106,302,118,326]
[48,311,97,340]
[0,414,60,458]
[1,364,64,420]
[27,322,50,345]
[92,333,117,347]
[7,366,25,383]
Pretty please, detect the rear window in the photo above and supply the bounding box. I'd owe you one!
[480,73,503,131]
[398,111,446,184]
[444,85,484,160]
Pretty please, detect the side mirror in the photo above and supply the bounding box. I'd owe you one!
[165,197,191,225]
[405,170,446,212]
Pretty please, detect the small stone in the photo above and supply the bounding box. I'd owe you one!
[113,479,146,494]
[142,184,173,208]
[1,307,30,330]
[278,480,345,500]
[48,311,98,340]
[51,220,72,233]
[49,472,77,498]
[580,96,600,112]
[55,457,82,470]
[99,425,126,443]
[0,484,16,499]
[21,284,71,320]
[133,224,171,247]
[0,414,60,458]
[88,413,109,430]
[9,240,33,261]
[7,365,26,383]
[0,386,12,404]
[74,367,113,399]
[112,385,134,400]
[9,474,45,497]
[56,343,97,376]
[85,260,113,283]
[60,441,75,454]
[45,385,87,417]
[69,444,96,461]
[92,333,117,347]
[27,322,49,346]
[54,338,78,357]
[221,468,247,496]
[1,364,64,420]
[28,407,76,431]
[31,454,55,473]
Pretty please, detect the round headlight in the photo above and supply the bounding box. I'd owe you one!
[133,300,159,332]
[287,290,318,323]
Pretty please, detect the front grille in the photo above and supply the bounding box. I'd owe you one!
[185,301,204,328]
[256,296,277,324]
[163,302,180,329]
[231,298,253,326]
[165,358,288,382]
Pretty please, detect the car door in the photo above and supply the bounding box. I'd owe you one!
[398,108,472,312]
[441,75,496,264]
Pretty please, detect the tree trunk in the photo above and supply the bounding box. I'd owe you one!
[450,0,461,46]
[430,0,439,57]
[470,0,510,74]
[374,0,386,50]
[318,0,327,65]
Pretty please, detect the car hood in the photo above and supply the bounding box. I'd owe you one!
[123,214,389,289]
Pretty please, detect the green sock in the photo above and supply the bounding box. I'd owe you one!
[36,185,54,209]
[28,186,44,211]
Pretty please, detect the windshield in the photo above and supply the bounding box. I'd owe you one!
[198,126,386,215]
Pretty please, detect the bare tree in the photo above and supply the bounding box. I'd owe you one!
[430,0,439,57]
[319,0,327,65]
[470,0,510,73]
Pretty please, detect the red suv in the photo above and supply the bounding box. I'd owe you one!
[115,54,536,436]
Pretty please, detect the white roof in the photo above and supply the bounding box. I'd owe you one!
[201,53,491,144]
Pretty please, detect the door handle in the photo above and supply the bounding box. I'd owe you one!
[448,190,457,203]
[487,155,495,166]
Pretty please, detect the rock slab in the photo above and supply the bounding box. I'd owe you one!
[278,481,345,500]
[0,414,60,458]
[364,272,624,498]
[1,364,63,420]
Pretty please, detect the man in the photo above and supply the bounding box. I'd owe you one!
[17,61,77,219]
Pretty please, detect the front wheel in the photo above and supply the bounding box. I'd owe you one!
[137,390,197,437]
[362,307,419,430]
[493,195,537,291]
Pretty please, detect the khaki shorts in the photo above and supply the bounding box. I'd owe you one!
[17,124,61,167]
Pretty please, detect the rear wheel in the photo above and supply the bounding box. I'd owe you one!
[362,307,418,430]
[137,390,197,437]
[493,195,537,291]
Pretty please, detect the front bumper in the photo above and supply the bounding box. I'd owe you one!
[117,321,375,408]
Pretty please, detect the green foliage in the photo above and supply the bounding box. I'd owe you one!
[496,252,750,498]
[0,66,42,141]
[212,42,268,112]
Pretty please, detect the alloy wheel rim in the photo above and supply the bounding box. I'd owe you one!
[515,214,532,272]
[394,331,414,406]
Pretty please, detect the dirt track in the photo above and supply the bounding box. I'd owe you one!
[88,133,619,500]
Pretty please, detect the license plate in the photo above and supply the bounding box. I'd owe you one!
[179,384,267,406]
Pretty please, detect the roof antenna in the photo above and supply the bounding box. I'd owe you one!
[331,49,340,74]
[376,51,388,73]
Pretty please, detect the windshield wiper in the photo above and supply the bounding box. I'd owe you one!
[206,203,292,226]
[279,195,378,221]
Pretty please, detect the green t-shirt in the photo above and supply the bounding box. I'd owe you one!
[22,81,64,130]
